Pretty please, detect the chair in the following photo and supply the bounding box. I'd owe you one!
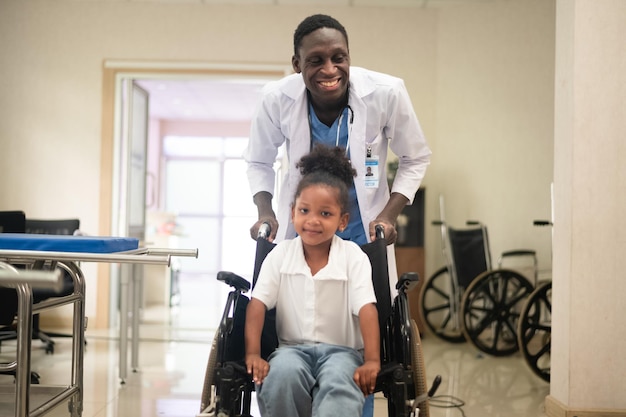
[25,218,81,353]
[198,226,441,417]
[0,210,26,234]
[0,210,42,383]
[0,216,80,354]
[0,211,27,328]
[25,218,80,237]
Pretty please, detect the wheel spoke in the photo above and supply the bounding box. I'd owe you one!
[425,302,452,313]
[431,284,450,299]
[468,308,498,336]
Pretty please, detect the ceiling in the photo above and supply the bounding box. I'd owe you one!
[135,78,270,122]
[193,0,494,6]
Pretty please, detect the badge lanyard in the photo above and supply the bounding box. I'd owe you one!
[365,143,380,189]
[346,105,378,189]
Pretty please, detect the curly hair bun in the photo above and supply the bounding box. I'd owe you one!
[296,144,356,186]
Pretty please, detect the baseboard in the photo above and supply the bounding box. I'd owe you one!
[545,395,626,417]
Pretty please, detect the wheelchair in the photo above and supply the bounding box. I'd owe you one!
[516,220,553,382]
[420,219,536,357]
[198,225,441,417]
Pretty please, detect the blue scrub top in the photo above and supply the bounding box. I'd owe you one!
[308,104,366,245]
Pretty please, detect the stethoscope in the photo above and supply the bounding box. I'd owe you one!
[308,103,354,155]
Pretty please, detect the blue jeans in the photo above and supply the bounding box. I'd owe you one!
[256,344,365,417]
[362,394,374,417]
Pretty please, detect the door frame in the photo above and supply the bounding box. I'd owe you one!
[98,61,290,328]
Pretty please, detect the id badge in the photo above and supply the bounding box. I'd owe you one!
[365,155,380,189]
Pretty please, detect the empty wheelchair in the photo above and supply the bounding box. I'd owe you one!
[198,225,440,417]
[517,220,553,382]
[420,220,536,356]
[419,220,488,344]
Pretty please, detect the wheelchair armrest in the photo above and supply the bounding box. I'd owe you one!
[217,271,251,292]
[396,272,419,292]
[374,362,403,392]
[220,360,249,377]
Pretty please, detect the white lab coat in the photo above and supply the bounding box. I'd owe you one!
[244,67,431,288]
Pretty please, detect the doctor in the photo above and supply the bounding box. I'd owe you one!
[244,14,431,417]
[246,13,430,247]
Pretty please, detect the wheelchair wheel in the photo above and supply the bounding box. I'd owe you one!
[518,281,551,382]
[420,266,466,343]
[461,269,533,356]
[199,330,220,415]
[410,319,430,417]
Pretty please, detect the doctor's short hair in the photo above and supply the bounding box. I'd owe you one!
[294,144,356,214]
[293,14,349,57]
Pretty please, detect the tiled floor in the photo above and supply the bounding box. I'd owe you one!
[1,274,550,417]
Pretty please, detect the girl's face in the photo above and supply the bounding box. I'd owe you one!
[291,184,349,248]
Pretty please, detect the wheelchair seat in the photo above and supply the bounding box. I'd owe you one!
[198,226,440,417]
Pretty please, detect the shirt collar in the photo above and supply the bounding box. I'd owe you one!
[280,235,348,280]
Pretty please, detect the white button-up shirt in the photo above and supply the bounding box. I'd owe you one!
[251,235,376,350]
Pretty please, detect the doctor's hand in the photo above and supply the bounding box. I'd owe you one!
[250,218,278,242]
[250,191,278,242]
[369,219,397,245]
[370,192,410,245]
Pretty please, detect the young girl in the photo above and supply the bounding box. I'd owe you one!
[245,145,380,417]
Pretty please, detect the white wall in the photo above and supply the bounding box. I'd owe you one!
[549,0,626,412]
[431,0,556,273]
[0,1,554,322]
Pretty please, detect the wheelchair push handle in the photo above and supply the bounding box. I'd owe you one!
[257,222,271,240]
[374,224,385,241]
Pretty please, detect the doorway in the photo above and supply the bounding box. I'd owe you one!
[99,62,289,332]
[144,135,261,332]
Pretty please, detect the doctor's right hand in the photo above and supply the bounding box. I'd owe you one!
[250,217,278,242]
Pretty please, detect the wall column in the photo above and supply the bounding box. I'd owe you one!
[547,0,626,415]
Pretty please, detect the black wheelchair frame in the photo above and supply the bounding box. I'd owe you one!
[198,225,440,417]
[420,220,537,357]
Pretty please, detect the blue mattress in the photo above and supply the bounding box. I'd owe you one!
[0,233,139,254]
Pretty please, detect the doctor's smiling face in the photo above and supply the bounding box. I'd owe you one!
[292,27,351,113]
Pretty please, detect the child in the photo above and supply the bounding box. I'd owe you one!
[245,145,380,417]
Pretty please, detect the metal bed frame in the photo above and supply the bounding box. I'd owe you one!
[0,243,197,417]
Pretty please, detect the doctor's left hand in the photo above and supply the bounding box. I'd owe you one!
[369,219,397,245]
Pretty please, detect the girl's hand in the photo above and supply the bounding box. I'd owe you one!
[353,360,380,395]
[245,354,270,384]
